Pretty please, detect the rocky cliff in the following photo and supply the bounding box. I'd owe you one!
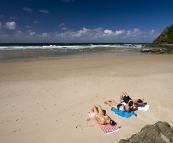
[119,121,173,143]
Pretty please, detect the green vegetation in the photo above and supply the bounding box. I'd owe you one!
[153,25,173,44]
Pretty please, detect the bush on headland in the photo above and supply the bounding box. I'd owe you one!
[119,121,173,143]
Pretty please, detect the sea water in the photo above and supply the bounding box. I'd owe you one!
[0,43,153,63]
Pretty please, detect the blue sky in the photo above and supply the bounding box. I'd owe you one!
[0,0,173,43]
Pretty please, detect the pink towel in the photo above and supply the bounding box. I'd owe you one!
[88,113,122,135]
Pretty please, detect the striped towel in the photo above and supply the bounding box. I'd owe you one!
[88,113,121,135]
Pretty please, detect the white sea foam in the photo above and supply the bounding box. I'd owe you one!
[0,44,143,50]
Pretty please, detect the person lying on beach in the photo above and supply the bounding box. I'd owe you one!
[119,92,144,107]
[104,99,136,112]
[90,105,115,125]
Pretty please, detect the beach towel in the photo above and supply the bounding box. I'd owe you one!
[88,113,121,135]
[111,107,137,118]
[137,104,150,111]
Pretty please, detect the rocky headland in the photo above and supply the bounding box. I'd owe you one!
[141,25,173,54]
[119,121,173,143]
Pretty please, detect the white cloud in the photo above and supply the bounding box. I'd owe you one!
[127,30,131,35]
[0,15,3,18]
[39,9,49,13]
[0,27,160,43]
[59,23,65,27]
[55,28,159,42]
[61,27,67,30]
[149,29,159,38]
[33,21,39,24]
[93,28,102,32]
[75,28,91,37]
[115,30,125,35]
[122,28,141,38]
[133,28,140,33]
[30,32,35,36]
[59,24,68,33]
[16,30,22,34]
[150,30,155,33]
[104,29,113,34]
[5,21,16,29]
[0,22,1,29]
[25,25,30,28]
[23,7,32,13]
[42,33,48,37]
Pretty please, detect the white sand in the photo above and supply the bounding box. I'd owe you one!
[0,55,173,143]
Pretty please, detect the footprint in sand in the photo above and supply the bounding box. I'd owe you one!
[166,102,173,107]
[13,129,22,133]
[56,119,62,122]
[75,125,86,133]
[158,106,167,111]
[72,112,81,116]
[151,100,159,105]
[86,118,94,127]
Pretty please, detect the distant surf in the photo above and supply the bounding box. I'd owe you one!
[0,43,144,50]
[0,43,153,63]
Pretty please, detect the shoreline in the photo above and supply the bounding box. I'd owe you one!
[0,50,146,63]
[0,55,173,143]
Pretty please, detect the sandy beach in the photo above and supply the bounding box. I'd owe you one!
[0,54,173,143]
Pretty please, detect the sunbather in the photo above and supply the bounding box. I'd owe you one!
[104,99,135,112]
[119,92,144,107]
[90,105,115,125]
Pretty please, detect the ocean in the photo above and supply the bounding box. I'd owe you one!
[0,43,155,63]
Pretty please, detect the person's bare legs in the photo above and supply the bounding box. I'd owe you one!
[104,100,119,108]
[119,92,125,103]
[97,105,104,114]
[120,92,127,103]
[104,99,115,105]
[123,92,129,96]
[119,92,129,103]
[90,105,99,115]
[108,99,117,105]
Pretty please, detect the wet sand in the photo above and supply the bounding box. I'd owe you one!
[0,49,144,63]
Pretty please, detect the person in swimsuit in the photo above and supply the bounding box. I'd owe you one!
[119,92,145,107]
[90,105,115,125]
[104,99,135,112]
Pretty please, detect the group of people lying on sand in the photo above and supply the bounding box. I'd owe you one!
[90,92,145,126]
